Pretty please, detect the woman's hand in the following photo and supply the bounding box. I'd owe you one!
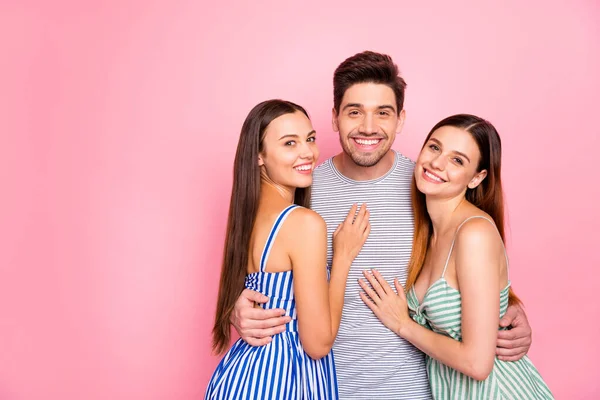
[332,203,370,267]
[359,269,412,337]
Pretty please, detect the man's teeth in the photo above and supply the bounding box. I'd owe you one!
[425,170,444,182]
[295,165,311,171]
[355,139,380,145]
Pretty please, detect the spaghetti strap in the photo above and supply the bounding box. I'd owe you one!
[441,216,508,278]
[205,200,339,399]
[407,216,553,400]
[259,204,299,273]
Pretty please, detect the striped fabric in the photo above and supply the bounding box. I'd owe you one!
[311,151,432,399]
[406,216,554,399]
[205,204,338,400]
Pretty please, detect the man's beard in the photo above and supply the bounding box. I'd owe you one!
[340,137,389,167]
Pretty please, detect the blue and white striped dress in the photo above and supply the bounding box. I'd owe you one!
[205,204,339,400]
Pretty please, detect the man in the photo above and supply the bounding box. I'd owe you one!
[231,51,532,399]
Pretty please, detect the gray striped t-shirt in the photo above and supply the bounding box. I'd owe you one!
[311,150,432,400]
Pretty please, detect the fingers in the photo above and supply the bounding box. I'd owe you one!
[394,278,406,300]
[233,307,288,335]
[363,269,387,297]
[497,327,531,354]
[497,324,531,341]
[240,288,269,304]
[497,355,525,362]
[353,203,368,227]
[344,203,359,225]
[359,290,378,314]
[500,303,528,328]
[358,277,380,304]
[244,336,274,347]
[231,290,271,327]
[499,305,518,327]
[496,328,518,341]
[372,269,392,293]
[358,209,370,236]
[244,323,288,339]
[338,203,371,237]
[363,222,371,240]
[496,336,531,350]
[343,203,370,228]
[241,308,290,324]
[238,313,291,345]
[496,345,529,361]
[333,223,341,238]
[496,325,531,361]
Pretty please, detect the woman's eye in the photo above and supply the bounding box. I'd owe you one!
[285,141,295,146]
[429,144,439,151]
[453,158,463,165]
[307,137,316,142]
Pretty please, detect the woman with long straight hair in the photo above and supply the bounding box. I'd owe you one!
[205,99,370,399]
[358,114,553,399]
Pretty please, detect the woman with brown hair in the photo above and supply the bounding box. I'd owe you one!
[359,114,553,399]
[205,99,369,399]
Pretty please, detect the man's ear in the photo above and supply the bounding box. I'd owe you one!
[332,107,339,132]
[396,109,406,133]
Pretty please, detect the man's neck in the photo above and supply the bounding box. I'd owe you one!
[332,150,396,181]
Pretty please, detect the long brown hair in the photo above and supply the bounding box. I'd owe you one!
[212,99,312,354]
[405,114,520,305]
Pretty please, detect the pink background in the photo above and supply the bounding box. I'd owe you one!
[2,1,599,399]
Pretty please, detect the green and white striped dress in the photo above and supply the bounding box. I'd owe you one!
[407,216,554,399]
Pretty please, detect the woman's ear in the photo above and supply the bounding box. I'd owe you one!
[468,169,488,189]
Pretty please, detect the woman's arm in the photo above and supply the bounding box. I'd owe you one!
[291,204,369,359]
[360,219,504,380]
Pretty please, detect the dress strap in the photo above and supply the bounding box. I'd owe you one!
[259,205,299,273]
[441,216,509,278]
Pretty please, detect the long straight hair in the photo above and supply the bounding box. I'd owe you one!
[212,100,312,354]
[405,114,520,305]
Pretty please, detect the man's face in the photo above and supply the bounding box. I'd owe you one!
[332,82,405,167]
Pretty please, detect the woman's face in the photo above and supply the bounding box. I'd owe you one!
[414,125,487,199]
[259,111,319,190]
